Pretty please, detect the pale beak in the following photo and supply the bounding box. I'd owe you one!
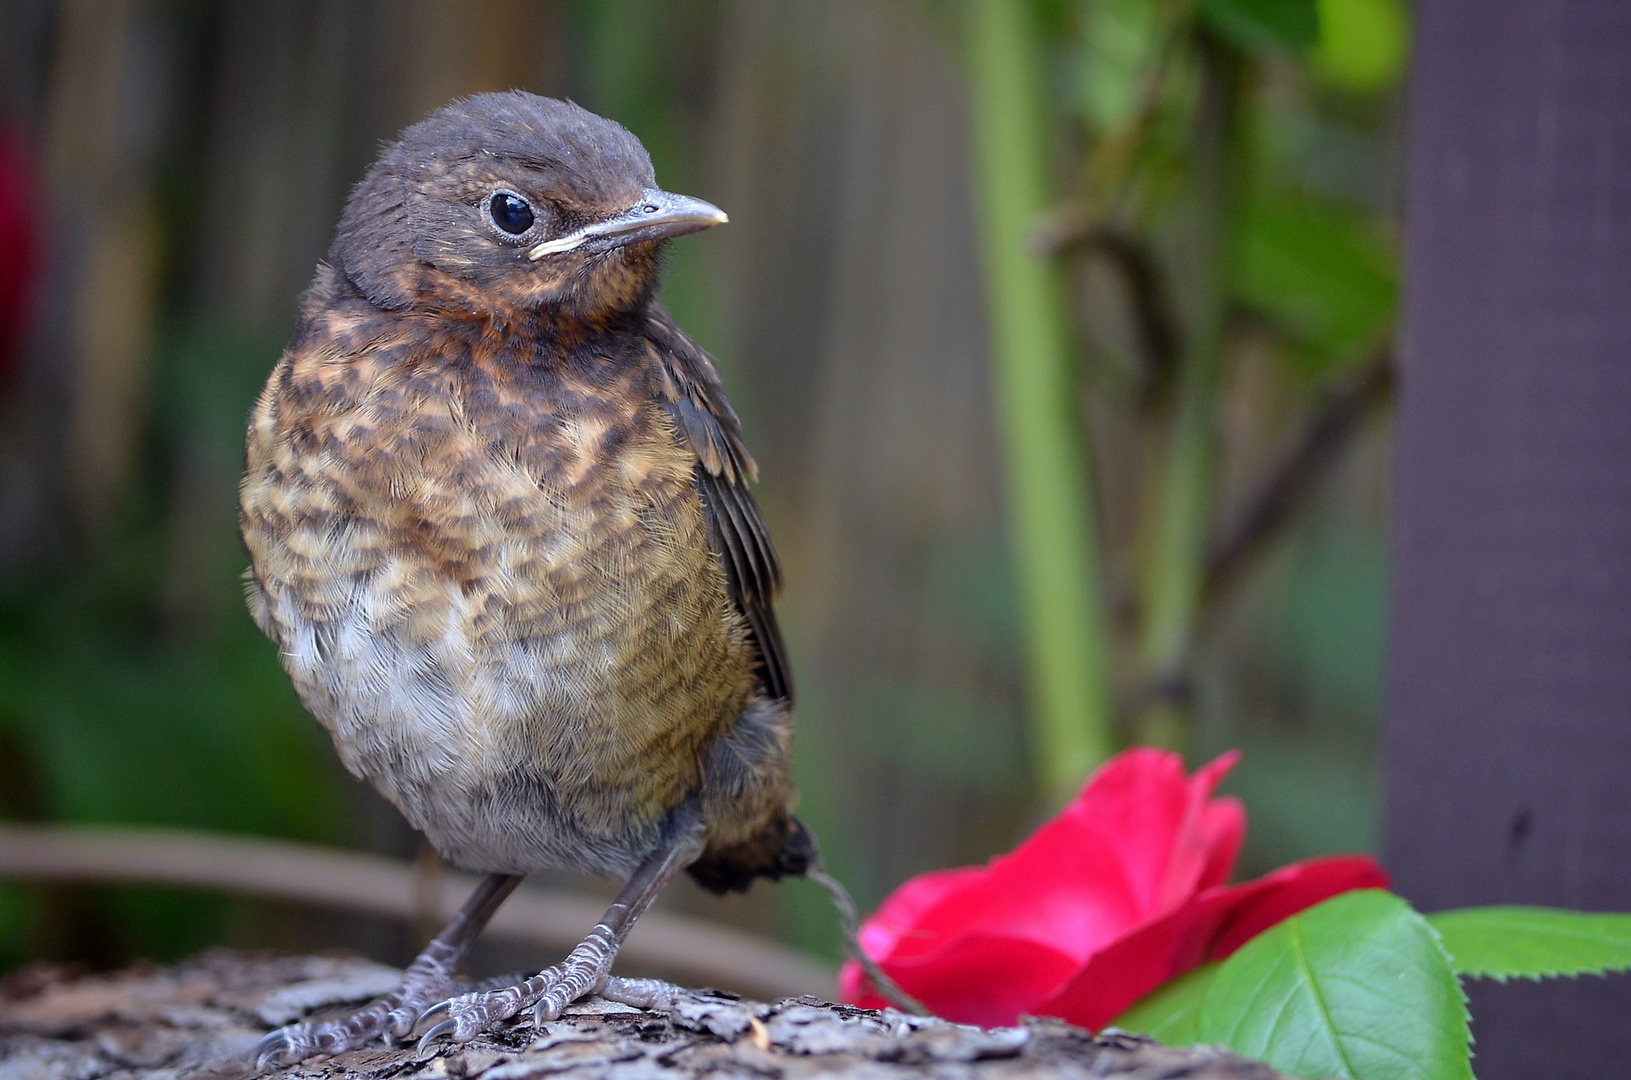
[528,189,728,261]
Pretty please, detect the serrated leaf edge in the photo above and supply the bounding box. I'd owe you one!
[1429,908,1631,982]
[1420,909,1475,1057]
[1202,892,1475,1080]
[1466,967,1614,983]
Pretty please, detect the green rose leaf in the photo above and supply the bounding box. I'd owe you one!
[1198,890,1471,1080]
[1196,0,1319,52]
[1429,907,1631,981]
[1233,192,1398,378]
[1111,962,1218,1045]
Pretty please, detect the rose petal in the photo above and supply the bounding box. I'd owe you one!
[854,866,990,963]
[1156,752,1243,906]
[886,780,1188,965]
[1029,900,1211,1029]
[1063,750,1212,913]
[895,749,1244,962]
[1028,874,1262,1028]
[895,810,1145,963]
[1032,852,1391,1029]
[845,934,1079,1027]
[840,747,1275,1025]
[1206,854,1391,960]
[1195,796,1246,893]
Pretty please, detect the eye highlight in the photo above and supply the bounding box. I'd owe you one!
[488,192,535,235]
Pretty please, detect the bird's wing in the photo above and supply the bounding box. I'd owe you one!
[644,307,793,705]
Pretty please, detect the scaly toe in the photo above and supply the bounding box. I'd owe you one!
[251,1018,350,1069]
[530,978,565,1026]
[410,982,543,1052]
[532,967,606,1025]
[532,992,564,1026]
[598,976,683,1011]
[384,1003,423,1043]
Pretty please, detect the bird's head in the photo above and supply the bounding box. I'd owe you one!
[330,92,725,327]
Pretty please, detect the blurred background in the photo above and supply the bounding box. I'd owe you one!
[0,0,1407,977]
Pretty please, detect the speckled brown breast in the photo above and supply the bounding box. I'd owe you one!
[239,296,756,877]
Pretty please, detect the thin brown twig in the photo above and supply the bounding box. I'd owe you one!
[806,866,928,1016]
[0,823,834,1001]
[1081,10,1182,214]
[1031,14,1184,412]
[1202,350,1395,605]
[1046,223,1181,410]
[1106,348,1395,686]
[1035,1,1182,253]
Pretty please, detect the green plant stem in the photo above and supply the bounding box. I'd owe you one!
[1137,35,1239,749]
[966,0,1114,804]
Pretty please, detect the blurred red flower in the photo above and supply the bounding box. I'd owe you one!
[0,126,39,386]
[839,747,1389,1029]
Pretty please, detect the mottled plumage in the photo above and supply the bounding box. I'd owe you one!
[241,93,808,1064]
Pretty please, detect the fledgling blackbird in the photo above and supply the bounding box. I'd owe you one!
[240,92,813,1065]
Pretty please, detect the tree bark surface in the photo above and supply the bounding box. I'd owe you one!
[0,952,1280,1080]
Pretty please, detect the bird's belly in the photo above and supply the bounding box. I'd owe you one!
[260,482,753,878]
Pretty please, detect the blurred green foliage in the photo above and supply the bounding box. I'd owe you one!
[1233,192,1396,376]
[1274,529,1387,719]
[0,317,346,966]
[1312,0,1409,92]
[969,0,1117,805]
[1197,0,1319,52]
[575,0,726,359]
[969,0,1402,868]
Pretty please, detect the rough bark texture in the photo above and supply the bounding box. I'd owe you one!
[0,952,1280,1080]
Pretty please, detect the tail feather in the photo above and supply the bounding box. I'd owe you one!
[686,813,814,894]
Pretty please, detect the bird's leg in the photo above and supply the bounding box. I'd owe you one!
[253,872,523,1068]
[417,811,707,1050]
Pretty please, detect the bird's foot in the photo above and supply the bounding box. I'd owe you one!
[417,929,619,1053]
[252,957,456,1068]
[598,976,684,1011]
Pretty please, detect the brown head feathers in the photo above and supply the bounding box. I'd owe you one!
[331,93,665,325]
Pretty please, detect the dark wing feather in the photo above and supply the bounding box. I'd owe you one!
[645,307,793,704]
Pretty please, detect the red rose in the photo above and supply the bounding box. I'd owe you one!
[0,126,39,387]
[839,747,1389,1029]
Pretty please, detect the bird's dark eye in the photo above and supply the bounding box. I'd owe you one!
[489,192,535,235]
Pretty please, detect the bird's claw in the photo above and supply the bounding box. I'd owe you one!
[532,988,566,1026]
[409,954,619,1052]
[252,1018,355,1070]
[530,960,610,1025]
[250,955,627,1067]
[416,1018,460,1056]
[253,1029,297,1070]
[407,981,540,1054]
[251,1015,368,1070]
[416,998,452,1031]
[247,965,459,1068]
[384,1002,424,1043]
